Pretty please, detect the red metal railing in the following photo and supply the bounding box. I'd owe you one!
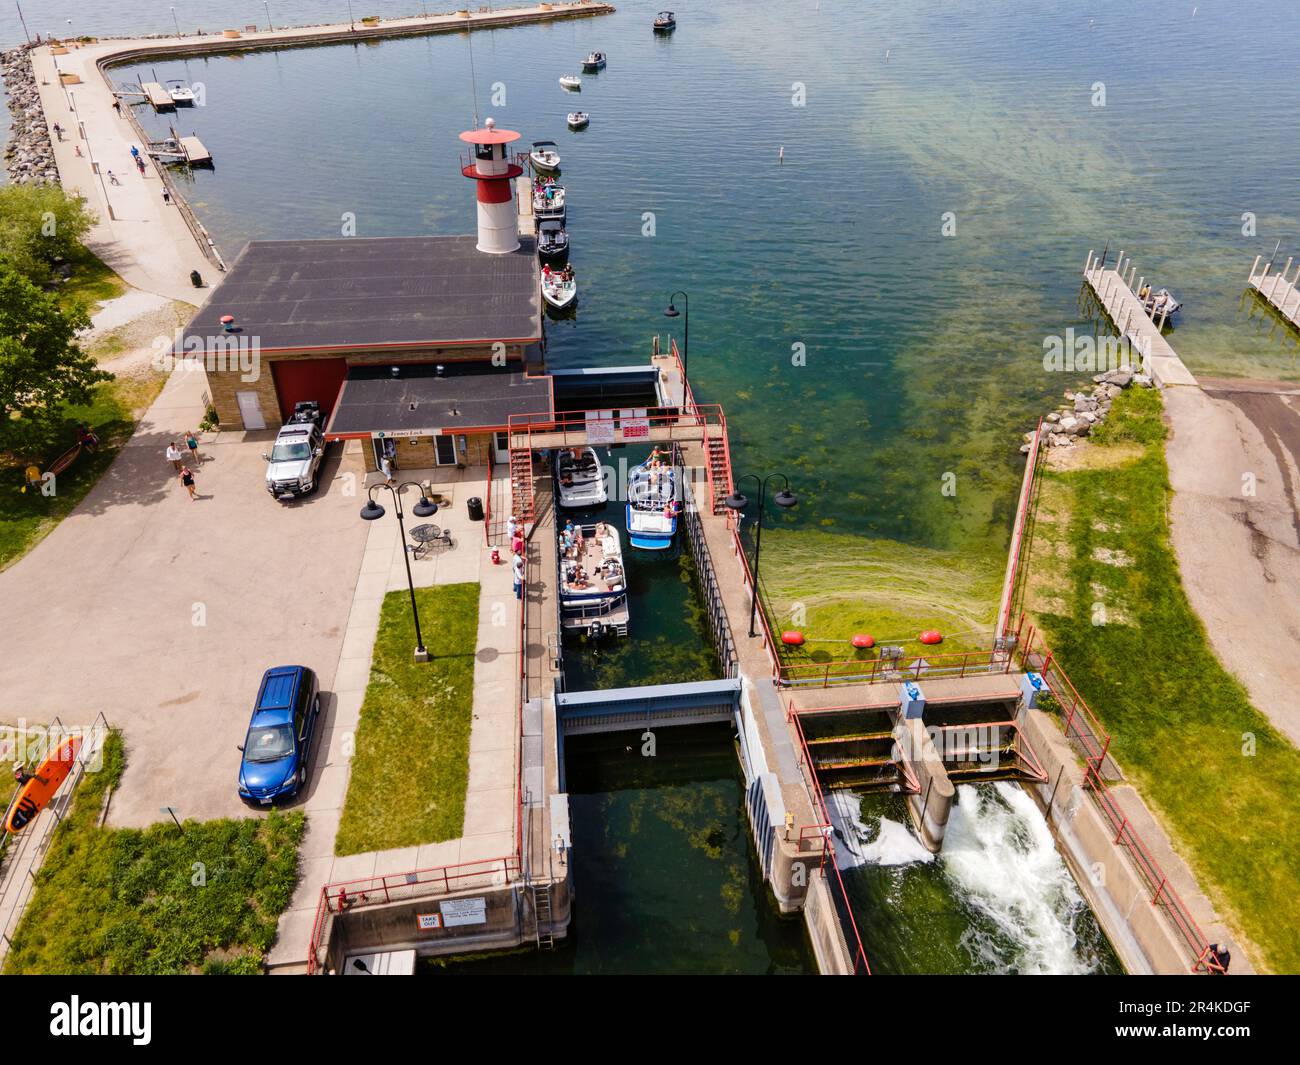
[778,646,1016,689]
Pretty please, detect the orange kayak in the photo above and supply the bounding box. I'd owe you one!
[4,736,82,833]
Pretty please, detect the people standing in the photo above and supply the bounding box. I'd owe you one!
[379,453,394,487]
[184,430,200,464]
[512,552,525,600]
[52,122,64,141]
[165,441,184,471]
[162,188,172,205]
[179,465,197,500]
[506,513,518,543]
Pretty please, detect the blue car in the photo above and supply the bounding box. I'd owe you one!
[237,666,321,805]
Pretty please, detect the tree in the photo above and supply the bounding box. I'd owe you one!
[0,185,97,286]
[0,263,110,459]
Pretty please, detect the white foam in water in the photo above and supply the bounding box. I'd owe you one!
[825,790,933,870]
[941,781,1095,974]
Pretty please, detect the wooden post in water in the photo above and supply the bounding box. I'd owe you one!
[1272,257,1292,301]
[1250,254,1261,282]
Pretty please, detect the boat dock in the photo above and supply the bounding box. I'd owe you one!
[516,175,536,238]
[1247,253,1300,330]
[1082,248,1197,386]
[140,81,174,110]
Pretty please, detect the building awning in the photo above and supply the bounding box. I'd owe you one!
[324,362,552,439]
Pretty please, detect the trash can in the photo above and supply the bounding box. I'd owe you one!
[190,269,204,288]
[467,496,485,522]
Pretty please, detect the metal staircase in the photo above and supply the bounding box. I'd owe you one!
[509,447,535,522]
[704,434,732,513]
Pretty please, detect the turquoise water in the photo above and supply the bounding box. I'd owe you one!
[81,0,1300,561]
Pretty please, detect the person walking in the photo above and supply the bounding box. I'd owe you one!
[12,761,47,787]
[512,551,525,600]
[107,170,119,185]
[136,156,146,176]
[179,465,197,500]
[129,144,140,160]
[379,453,394,487]
[52,122,64,141]
[162,188,172,205]
[112,99,122,116]
[165,441,184,471]
[184,429,200,464]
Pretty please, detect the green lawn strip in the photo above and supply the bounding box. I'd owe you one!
[4,733,304,975]
[56,247,127,317]
[335,583,480,856]
[0,372,165,570]
[1029,386,1300,973]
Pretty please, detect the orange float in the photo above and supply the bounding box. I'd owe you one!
[851,634,875,649]
[5,736,81,833]
[918,630,943,645]
[781,631,805,646]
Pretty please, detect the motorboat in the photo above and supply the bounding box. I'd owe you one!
[166,80,196,105]
[582,51,607,71]
[1139,286,1181,324]
[529,140,561,173]
[533,178,566,220]
[625,451,677,550]
[559,521,628,638]
[567,111,590,130]
[559,74,582,90]
[542,267,577,309]
[653,11,676,33]
[537,219,569,260]
[555,446,606,507]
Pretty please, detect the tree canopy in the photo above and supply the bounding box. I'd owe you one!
[0,262,110,459]
[0,185,97,286]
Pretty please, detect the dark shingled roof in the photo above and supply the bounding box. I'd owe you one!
[182,235,541,353]
[327,362,552,436]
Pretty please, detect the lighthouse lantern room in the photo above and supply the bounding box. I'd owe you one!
[459,117,525,255]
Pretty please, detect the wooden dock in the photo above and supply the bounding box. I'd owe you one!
[179,136,211,165]
[1247,253,1300,330]
[140,81,174,109]
[1082,249,1197,387]
[515,175,535,237]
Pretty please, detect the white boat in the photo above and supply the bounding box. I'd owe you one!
[559,74,582,90]
[541,268,577,309]
[166,80,196,105]
[653,11,676,32]
[559,521,628,638]
[582,51,607,71]
[567,111,590,130]
[625,452,677,550]
[1140,287,1181,324]
[555,447,606,507]
[537,219,569,260]
[529,140,561,172]
[533,179,566,220]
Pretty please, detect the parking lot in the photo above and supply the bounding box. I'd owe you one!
[0,372,371,827]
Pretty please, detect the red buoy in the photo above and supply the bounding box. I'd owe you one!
[851,634,875,649]
[918,630,943,645]
[781,631,805,646]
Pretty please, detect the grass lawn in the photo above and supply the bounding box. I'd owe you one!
[1025,385,1300,974]
[4,733,304,975]
[0,371,165,570]
[56,246,127,317]
[335,583,481,856]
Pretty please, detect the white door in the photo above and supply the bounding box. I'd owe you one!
[493,431,510,464]
[236,391,266,430]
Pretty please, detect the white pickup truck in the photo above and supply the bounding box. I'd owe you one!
[263,401,327,500]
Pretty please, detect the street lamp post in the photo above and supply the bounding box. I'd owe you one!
[170,6,181,36]
[263,2,273,31]
[725,473,797,638]
[663,290,689,385]
[360,480,439,660]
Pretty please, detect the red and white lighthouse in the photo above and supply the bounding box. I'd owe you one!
[459,117,524,255]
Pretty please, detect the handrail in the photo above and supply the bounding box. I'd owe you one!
[778,646,1014,688]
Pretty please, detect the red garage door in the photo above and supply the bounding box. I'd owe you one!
[271,359,349,424]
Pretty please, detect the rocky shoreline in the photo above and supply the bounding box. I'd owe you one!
[2,44,58,186]
[1022,368,1155,454]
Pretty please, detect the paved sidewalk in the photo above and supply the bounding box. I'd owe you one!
[268,463,520,969]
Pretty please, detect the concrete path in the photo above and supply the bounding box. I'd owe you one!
[0,365,371,827]
[1164,381,1300,746]
[269,461,520,970]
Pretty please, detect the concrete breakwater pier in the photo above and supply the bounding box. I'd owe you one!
[12,3,614,303]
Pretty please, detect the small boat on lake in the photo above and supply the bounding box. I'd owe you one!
[559,520,629,638]
[542,265,577,310]
[625,450,677,550]
[533,178,566,220]
[653,11,677,33]
[529,140,561,172]
[567,111,590,130]
[1138,286,1181,324]
[583,51,607,71]
[556,446,606,507]
[559,74,582,90]
[166,80,196,105]
[537,219,569,260]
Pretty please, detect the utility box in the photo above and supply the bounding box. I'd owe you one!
[1020,671,1046,709]
[899,681,926,719]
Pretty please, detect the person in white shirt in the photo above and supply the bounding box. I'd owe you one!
[165,442,184,471]
[512,552,525,600]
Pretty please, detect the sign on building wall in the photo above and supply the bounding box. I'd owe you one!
[439,897,488,927]
[586,410,615,445]
[417,913,443,930]
[621,408,650,439]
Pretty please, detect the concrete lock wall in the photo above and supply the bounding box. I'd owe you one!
[896,718,955,852]
[1019,708,1194,975]
[324,875,573,971]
